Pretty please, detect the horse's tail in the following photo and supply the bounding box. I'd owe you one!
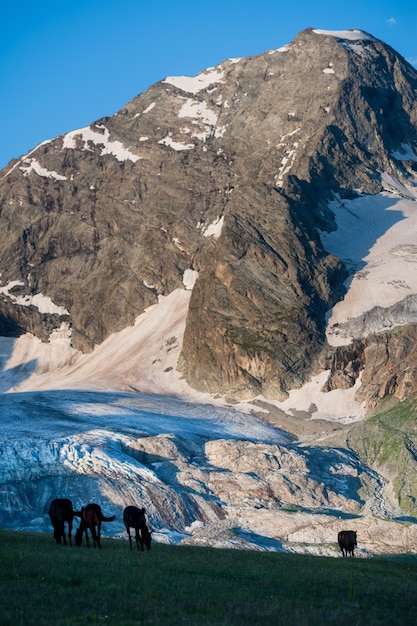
[73,510,82,518]
[101,514,116,522]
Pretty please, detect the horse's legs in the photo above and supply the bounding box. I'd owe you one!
[126,527,133,550]
[61,522,66,546]
[85,528,90,547]
[90,523,100,548]
[135,527,143,551]
[68,519,73,546]
[53,524,62,544]
[97,522,101,549]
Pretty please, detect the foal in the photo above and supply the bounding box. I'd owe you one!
[75,503,115,548]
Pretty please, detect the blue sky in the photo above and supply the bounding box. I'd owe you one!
[1,0,416,169]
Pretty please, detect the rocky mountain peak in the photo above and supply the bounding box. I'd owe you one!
[1,28,417,409]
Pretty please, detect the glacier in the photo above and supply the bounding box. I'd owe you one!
[0,389,290,542]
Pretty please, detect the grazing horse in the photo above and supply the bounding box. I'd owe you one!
[123,506,152,551]
[48,498,80,546]
[75,503,115,548]
[338,530,357,557]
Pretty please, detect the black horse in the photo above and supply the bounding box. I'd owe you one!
[48,498,80,546]
[123,506,152,551]
[338,530,357,557]
[75,503,115,548]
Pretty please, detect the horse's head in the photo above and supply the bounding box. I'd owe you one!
[144,529,153,551]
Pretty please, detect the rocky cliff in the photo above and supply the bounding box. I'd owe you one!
[1,28,417,408]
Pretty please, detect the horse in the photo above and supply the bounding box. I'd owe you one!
[48,498,81,546]
[75,503,115,548]
[338,530,357,557]
[123,506,152,551]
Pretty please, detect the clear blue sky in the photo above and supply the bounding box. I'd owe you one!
[1,0,416,170]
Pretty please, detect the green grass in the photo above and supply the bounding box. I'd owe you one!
[344,400,417,515]
[1,530,417,625]
[348,401,417,464]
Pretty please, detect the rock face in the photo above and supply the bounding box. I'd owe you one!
[1,28,417,404]
[324,325,417,408]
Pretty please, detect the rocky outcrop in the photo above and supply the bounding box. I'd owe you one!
[321,323,417,408]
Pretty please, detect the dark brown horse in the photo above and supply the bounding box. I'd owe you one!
[75,503,115,548]
[48,498,81,546]
[338,530,357,557]
[123,506,152,551]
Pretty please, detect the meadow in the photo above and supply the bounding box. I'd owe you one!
[1,529,417,625]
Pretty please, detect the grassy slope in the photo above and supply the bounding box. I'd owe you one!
[341,400,417,515]
[1,530,417,625]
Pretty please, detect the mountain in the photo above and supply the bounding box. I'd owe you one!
[2,28,417,553]
[1,27,417,408]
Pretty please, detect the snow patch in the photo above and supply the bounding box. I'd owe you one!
[158,135,195,151]
[313,29,375,41]
[163,67,225,94]
[18,159,67,181]
[62,125,141,162]
[321,180,417,346]
[203,216,224,239]
[183,269,198,290]
[0,281,69,315]
[49,322,72,345]
[214,126,227,138]
[275,131,300,187]
[173,238,187,251]
[268,370,366,423]
[3,140,53,178]
[0,290,201,399]
[143,103,155,114]
[178,98,218,127]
